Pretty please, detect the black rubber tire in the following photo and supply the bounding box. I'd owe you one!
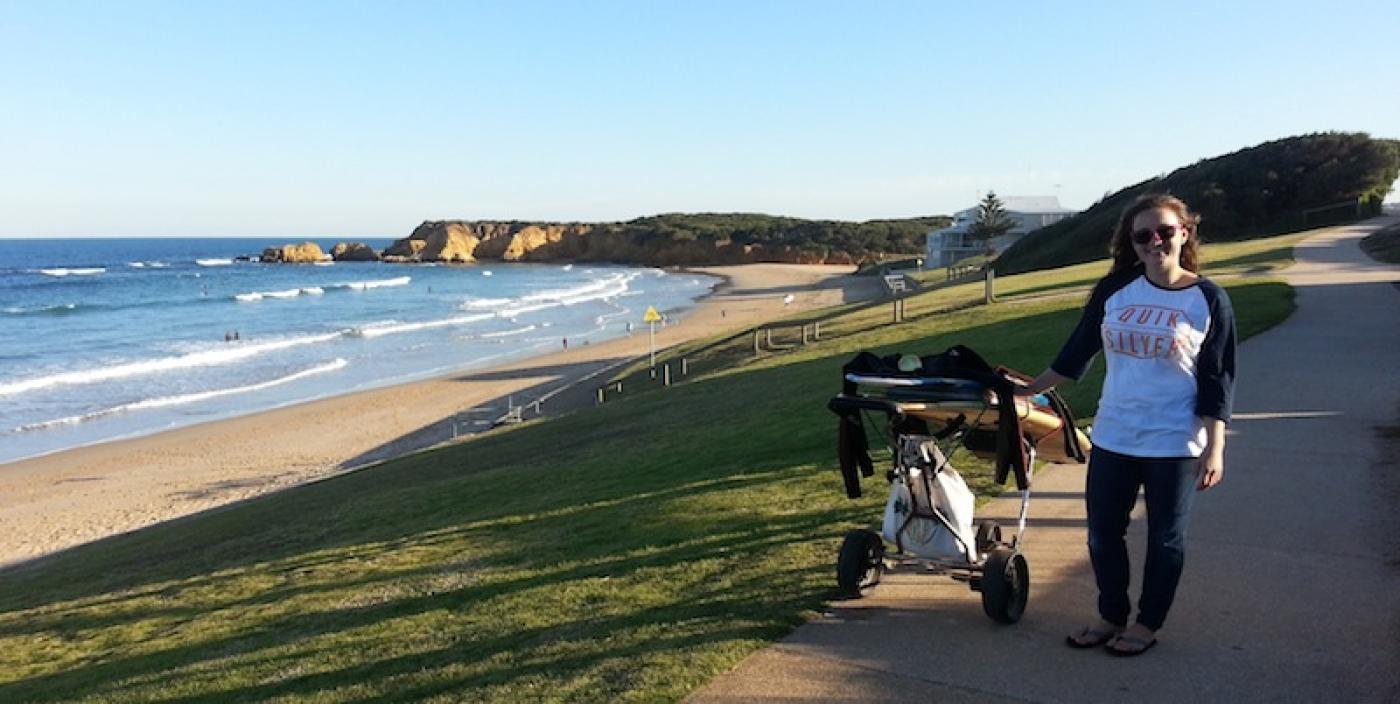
[836,529,885,597]
[980,547,1030,624]
[975,520,1002,556]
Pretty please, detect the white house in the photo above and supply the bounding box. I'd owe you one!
[926,196,1077,268]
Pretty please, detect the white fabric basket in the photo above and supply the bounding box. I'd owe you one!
[882,463,977,562]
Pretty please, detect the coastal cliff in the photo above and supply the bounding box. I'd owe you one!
[377,214,940,266]
[250,214,940,266]
[382,222,596,263]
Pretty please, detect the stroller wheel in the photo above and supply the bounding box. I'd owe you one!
[836,529,884,597]
[975,520,1002,556]
[980,547,1029,624]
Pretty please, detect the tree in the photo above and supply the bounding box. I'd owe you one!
[969,190,1016,242]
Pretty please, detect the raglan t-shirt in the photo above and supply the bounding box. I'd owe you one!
[1051,269,1236,458]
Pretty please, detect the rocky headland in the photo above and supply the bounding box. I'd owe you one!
[258,213,944,266]
[376,220,861,266]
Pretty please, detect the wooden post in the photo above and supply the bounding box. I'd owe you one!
[681,357,688,375]
[984,267,996,304]
[663,364,671,387]
[801,324,808,345]
[753,329,761,356]
[596,387,605,405]
[814,321,822,340]
[615,381,623,393]
[766,329,773,348]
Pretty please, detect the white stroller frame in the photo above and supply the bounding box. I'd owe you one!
[834,372,1035,624]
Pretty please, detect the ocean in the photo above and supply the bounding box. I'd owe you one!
[0,238,719,464]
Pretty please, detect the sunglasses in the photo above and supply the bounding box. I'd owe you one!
[1129,224,1182,245]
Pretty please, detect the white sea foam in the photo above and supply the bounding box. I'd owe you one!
[339,276,411,290]
[480,325,536,338]
[480,273,637,318]
[129,262,146,268]
[357,313,494,338]
[13,359,349,432]
[4,303,79,316]
[460,297,513,310]
[196,258,233,267]
[39,268,106,277]
[0,331,346,397]
[519,273,633,305]
[232,286,324,302]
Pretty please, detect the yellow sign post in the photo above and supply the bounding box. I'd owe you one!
[643,306,662,368]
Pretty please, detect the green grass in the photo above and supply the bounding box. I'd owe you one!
[1360,222,1400,263]
[0,270,1296,701]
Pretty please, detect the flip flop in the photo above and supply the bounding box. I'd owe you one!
[1104,634,1158,657]
[1065,626,1119,649]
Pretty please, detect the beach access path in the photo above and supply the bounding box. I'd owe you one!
[689,216,1400,703]
[0,264,883,569]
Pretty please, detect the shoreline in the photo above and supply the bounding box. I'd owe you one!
[0,264,881,569]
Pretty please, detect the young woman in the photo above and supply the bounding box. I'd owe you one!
[1017,194,1236,656]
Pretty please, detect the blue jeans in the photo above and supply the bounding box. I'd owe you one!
[1085,446,1197,631]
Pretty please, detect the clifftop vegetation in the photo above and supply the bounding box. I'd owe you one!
[994,132,1400,274]
[385,213,948,266]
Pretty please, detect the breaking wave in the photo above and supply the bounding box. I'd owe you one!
[12,359,349,432]
[0,332,347,397]
[38,268,105,277]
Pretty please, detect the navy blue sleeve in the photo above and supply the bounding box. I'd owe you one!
[1195,279,1236,422]
[1050,273,1128,380]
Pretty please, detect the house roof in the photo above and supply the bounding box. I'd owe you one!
[999,196,1073,214]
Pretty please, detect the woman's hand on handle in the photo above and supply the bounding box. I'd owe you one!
[1015,368,1069,397]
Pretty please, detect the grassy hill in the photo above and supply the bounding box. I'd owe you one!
[0,234,1302,702]
[994,132,1400,274]
[617,212,948,262]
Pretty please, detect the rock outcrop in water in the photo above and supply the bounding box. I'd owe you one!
[330,242,380,262]
[261,242,326,263]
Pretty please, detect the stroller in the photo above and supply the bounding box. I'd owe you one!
[827,345,1088,623]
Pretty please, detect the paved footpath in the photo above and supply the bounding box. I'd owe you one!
[689,216,1400,704]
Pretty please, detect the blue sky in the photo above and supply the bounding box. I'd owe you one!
[2,1,1396,237]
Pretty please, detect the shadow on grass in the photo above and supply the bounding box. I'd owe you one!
[0,495,854,701]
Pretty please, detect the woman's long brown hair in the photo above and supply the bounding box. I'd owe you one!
[1108,194,1202,275]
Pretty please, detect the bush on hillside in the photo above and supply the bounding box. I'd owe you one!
[994,132,1400,274]
[618,212,949,261]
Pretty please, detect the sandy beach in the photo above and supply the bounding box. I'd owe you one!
[0,264,881,568]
